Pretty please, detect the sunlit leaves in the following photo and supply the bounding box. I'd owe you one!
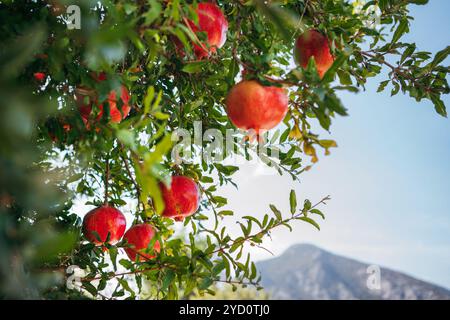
[182,60,208,73]
[253,0,299,43]
[391,17,409,45]
[144,0,163,25]
[297,216,320,231]
[430,94,447,118]
[427,46,450,71]
[322,52,350,83]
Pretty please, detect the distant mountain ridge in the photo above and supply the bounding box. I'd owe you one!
[256,244,450,300]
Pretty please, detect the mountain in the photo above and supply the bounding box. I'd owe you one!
[256,243,450,300]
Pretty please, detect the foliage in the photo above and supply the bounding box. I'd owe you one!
[189,284,270,300]
[0,0,448,299]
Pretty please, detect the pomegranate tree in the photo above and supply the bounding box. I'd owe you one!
[4,0,447,301]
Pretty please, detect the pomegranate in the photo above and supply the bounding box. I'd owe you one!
[160,176,200,221]
[225,80,288,133]
[48,121,71,143]
[34,72,46,82]
[76,73,131,124]
[123,224,160,261]
[294,29,334,78]
[184,2,228,59]
[82,206,126,246]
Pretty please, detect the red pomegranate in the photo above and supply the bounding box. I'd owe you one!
[160,176,200,221]
[185,2,228,59]
[225,80,288,134]
[123,224,160,261]
[49,121,72,143]
[76,73,131,124]
[82,206,126,245]
[34,72,46,82]
[294,29,334,79]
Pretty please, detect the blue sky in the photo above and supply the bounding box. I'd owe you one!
[219,0,450,289]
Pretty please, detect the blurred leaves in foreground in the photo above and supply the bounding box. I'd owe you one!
[0,25,77,298]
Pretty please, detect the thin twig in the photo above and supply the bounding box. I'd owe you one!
[104,156,110,205]
[360,51,432,92]
[198,183,219,230]
[120,147,145,212]
[209,195,330,256]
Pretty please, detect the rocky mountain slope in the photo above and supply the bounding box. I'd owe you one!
[256,244,450,300]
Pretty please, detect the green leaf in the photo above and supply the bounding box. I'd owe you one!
[318,140,338,149]
[66,173,84,184]
[289,189,297,215]
[144,0,162,25]
[83,282,98,297]
[230,240,242,253]
[429,46,450,70]
[198,277,213,290]
[242,216,261,229]
[227,59,239,85]
[218,210,234,216]
[377,80,389,92]
[145,134,173,164]
[401,44,416,64]
[182,61,207,73]
[200,176,214,183]
[212,261,226,276]
[322,53,349,83]
[119,259,133,269]
[391,17,409,44]
[391,82,400,96]
[118,278,135,297]
[97,277,107,291]
[298,216,321,231]
[408,0,428,5]
[310,209,325,219]
[153,111,169,120]
[143,86,155,114]
[337,70,352,85]
[109,247,118,271]
[116,129,136,150]
[212,195,228,206]
[162,270,175,291]
[303,199,312,211]
[253,0,295,42]
[250,262,257,280]
[269,204,282,220]
[430,94,447,117]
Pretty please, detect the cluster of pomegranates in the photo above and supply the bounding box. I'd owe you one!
[82,176,199,260]
[181,4,335,135]
[47,3,334,134]
[76,72,131,125]
[79,3,335,258]
[226,28,334,134]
